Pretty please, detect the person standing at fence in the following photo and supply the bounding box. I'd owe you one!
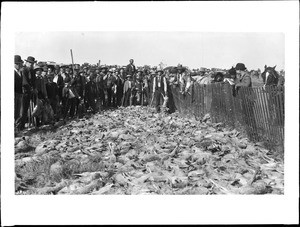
[152,69,168,113]
[234,63,257,136]
[14,55,24,128]
[234,63,252,89]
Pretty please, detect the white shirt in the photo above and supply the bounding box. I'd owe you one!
[53,74,59,84]
[14,68,21,77]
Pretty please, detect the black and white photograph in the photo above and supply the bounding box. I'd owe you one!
[13,31,285,196]
[1,1,299,225]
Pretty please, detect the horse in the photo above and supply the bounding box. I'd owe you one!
[260,65,284,128]
[261,65,283,88]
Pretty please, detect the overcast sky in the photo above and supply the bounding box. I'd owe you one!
[15,32,284,71]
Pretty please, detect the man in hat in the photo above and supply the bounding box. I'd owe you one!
[152,69,168,112]
[62,77,78,120]
[131,70,143,105]
[122,75,132,107]
[14,55,24,126]
[125,59,136,76]
[175,64,189,94]
[85,73,98,114]
[16,56,37,130]
[114,70,124,107]
[34,65,49,126]
[234,63,256,133]
[235,63,252,88]
[96,67,107,108]
[46,74,59,121]
[105,69,116,107]
[53,65,64,104]
[142,71,151,105]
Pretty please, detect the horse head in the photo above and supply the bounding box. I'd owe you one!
[213,72,225,83]
[261,65,279,88]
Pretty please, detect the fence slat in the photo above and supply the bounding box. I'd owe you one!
[170,82,284,148]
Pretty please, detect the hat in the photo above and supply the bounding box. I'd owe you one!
[34,65,42,71]
[14,55,23,64]
[55,65,60,69]
[235,63,247,71]
[150,70,156,75]
[199,67,206,72]
[177,64,185,71]
[126,74,132,78]
[157,69,163,73]
[43,65,48,71]
[25,56,37,63]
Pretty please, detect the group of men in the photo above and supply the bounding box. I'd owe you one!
[14,57,171,131]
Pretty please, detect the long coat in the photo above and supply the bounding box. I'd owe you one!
[15,69,23,94]
[125,64,136,76]
[21,66,36,94]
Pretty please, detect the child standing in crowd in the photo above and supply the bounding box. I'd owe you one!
[122,75,132,107]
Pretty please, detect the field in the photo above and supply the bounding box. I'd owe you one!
[15,106,284,195]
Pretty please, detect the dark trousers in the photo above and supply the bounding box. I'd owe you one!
[98,89,105,107]
[63,97,76,119]
[154,90,165,112]
[116,89,123,107]
[49,98,58,120]
[106,88,112,107]
[58,86,63,103]
[142,88,149,105]
[16,93,31,129]
[123,90,131,107]
[86,97,96,113]
[15,93,22,122]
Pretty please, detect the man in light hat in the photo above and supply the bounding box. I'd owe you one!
[122,75,132,107]
[152,69,168,112]
[14,55,24,126]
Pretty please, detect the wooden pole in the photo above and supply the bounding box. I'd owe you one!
[70,49,75,75]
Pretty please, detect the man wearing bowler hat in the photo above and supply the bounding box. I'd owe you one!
[235,63,252,88]
[16,56,37,130]
[14,55,24,127]
[53,65,64,104]
[152,69,168,112]
[234,62,257,135]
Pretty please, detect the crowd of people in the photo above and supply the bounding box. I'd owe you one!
[14,54,253,132]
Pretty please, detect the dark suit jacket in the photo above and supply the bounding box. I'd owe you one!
[15,70,23,94]
[21,66,36,94]
[125,64,136,76]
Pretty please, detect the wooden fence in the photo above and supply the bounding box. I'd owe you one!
[158,83,284,149]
